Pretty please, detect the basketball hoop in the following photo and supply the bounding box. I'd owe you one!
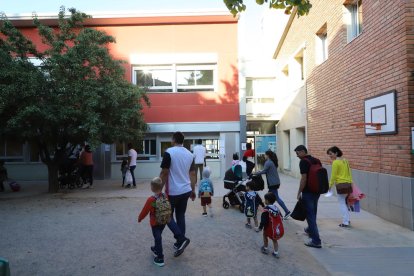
[350,122,382,130]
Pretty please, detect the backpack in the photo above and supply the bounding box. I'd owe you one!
[304,157,329,194]
[199,179,212,197]
[153,193,171,225]
[264,206,284,240]
[244,191,258,218]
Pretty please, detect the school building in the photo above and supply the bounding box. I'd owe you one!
[2,10,240,180]
[273,0,414,229]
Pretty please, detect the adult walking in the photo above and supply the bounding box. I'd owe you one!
[127,143,137,188]
[160,131,197,240]
[327,146,353,228]
[294,145,322,248]
[243,142,255,176]
[255,150,291,219]
[80,145,94,189]
[193,139,206,181]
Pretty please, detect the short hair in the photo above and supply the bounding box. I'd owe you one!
[264,192,276,204]
[246,143,252,150]
[127,143,133,149]
[294,145,308,153]
[151,177,163,191]
[197,139,202,145]
[327,146,343,157]
[172,132,185,144]
[232,153,239,160]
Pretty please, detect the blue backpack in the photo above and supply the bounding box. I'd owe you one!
[199,179,212,196]
[244,191,258,218]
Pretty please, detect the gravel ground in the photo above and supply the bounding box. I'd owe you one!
[0,191,329,276]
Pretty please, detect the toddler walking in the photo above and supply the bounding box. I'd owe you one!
[120,158,128,187]
[258,192,285,258]
[244,181,264,231]
[198,167,214,217]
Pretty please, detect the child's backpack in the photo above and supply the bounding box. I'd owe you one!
[9,181,20,192]
[244,191,258,218]
[199,179,212,197]
[264,206,284,240]
[153,193,171,225]
[304,157,329,194]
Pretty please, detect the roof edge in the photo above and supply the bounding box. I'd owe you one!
[272,8,297,59]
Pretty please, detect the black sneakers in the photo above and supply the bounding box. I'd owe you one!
[153,257,164,267]
[174,238,190,257]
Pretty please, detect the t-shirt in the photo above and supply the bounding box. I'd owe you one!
[80,151,93,166]
[161,145,195,196]
[193,144,206,165]
[128,149,137,166]
[329,159,353,187]
[299,155,318,193]
[243,149,255,163]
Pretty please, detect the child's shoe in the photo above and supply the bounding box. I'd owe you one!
[254,227,260,232]
[245,223,252,229]
[153,257,164,267]
[261,246,268,254]
[202,212,207,217]
[272,251,280,258]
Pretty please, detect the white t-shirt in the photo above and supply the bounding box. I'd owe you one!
[128,149,137,166]
[193,144,206,165]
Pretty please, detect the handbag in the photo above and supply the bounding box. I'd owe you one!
[291,199,307,221]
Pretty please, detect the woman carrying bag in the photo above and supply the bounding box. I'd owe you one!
[327,146,353,228]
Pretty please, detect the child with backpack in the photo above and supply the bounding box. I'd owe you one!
[258,192,284,258]
[244,181,265,231]
[198,167,214,217]
[138,177,172,267]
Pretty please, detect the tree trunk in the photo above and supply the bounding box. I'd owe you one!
[47,163,60,193]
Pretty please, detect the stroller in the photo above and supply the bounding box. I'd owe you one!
[58,157,82,189]
[222,164,246,212]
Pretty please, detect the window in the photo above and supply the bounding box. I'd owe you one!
[133,64,217,93]
[316,23,328,64]
[160,139,220,159]
[0,139,24,162]
[115,140,156,161]
[345,0,362,42]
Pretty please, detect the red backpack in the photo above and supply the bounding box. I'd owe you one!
[304,157,329,194]
[264,207,284,240]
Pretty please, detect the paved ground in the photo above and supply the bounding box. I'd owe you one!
[1,173,414,275]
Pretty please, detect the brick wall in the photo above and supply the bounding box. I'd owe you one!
[277,0,413,177]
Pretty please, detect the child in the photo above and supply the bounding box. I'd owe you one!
[0,160,7,192]
[258,192,284,258]
[231,153,240,167]
[198,167,214,217]
[138,177,171,267]
[244,181,264,231]
[120,158,128,187]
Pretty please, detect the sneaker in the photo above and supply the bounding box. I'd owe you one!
[150,246,158,257]
[338,223,350,228]
[173,242,179,250]
[245,223,252,229]
[81,184,90,189]
[304,240,322,248]
[283,211,291,220]
[153,257,164,267]
[272,251,280,259]
[254,227,260,232]
[202,212,207,217]
[174,238,190,257]
[261,246,268,254]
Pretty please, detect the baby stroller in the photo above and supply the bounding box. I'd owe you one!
[223,164,246,212]
[58,158,82,189]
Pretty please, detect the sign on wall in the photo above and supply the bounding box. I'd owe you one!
[364,90,397,135]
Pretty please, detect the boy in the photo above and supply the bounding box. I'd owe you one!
[138,177,171,267]
[258,192,285,258]
[198,167,214,217]
[0,160,7,192]
[244,181,264,231]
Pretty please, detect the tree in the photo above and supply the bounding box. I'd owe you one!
[223,0,312,16]
[0,7,149,192]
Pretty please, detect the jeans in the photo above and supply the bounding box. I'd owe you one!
[337,193,350,225]
[269,188,290,215]
[302,192,321,245]
[168,191,191,236]
[129,165,136,186]
[151,224,166,258]
[195,164,204,181]
[246,161,255,176]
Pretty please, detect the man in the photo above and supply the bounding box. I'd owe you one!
[80,145,94,189]
[160,132,196,253]
[193,139,206,181]
[127,143,137,188]
[294,145,322,248]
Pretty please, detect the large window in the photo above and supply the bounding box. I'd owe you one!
[115,140,156,161]
[160,139,220,159]
[0,139,24,162]
[134,64,217,93]
[345,0,362,42]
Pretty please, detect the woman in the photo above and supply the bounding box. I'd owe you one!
[243,143,255,176]
[79,145,94,189]
[255,150,291,219]
[327,146,353,228]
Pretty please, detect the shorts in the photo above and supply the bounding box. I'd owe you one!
[200,196,212,206]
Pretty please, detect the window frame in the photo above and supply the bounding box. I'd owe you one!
[345,0,363,43]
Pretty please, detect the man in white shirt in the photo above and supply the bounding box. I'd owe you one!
[127,143,137,188]
[193,139,206,181]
